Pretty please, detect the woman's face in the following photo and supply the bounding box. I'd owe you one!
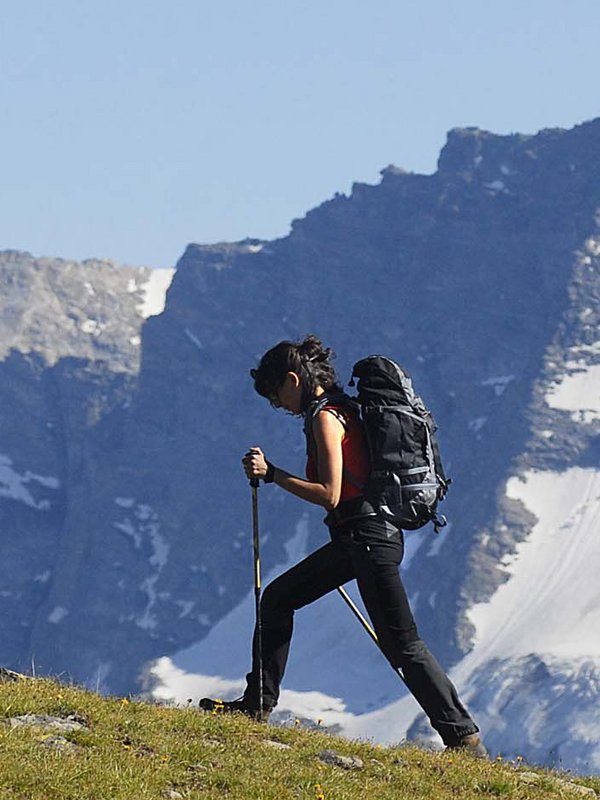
[273,371,303,414]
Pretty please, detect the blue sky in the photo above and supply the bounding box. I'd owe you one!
[1,0,599,267]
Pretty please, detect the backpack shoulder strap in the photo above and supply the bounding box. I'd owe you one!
[303,394,332,455]
[303,393,362,488]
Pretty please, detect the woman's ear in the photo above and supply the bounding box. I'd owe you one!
[287,371,301,388]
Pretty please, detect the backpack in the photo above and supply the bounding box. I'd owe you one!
[349,355,450,532]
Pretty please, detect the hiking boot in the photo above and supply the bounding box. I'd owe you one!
[198,696,271,722]
[447,733,489,759]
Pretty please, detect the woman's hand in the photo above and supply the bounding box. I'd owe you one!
[242,447,269,481]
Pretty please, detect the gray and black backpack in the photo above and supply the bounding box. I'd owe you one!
[349,355,450,532]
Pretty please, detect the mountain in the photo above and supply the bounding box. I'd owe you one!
[0,250,175,687]
[1,117,599,773]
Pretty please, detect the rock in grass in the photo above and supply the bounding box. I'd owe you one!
[41,735,80,753]
[558,781,597,797]
[6,714,89,733]
[264,739,292,750]
[518,772,543,784]
[518,772,597,796]
[317,749,364,770]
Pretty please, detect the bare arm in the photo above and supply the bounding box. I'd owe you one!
[242,410,345,511]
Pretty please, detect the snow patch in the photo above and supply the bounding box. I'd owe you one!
[115,497,135,508]
[175,601,195,619]
[31,474,60,490]
[113,501,170,629]
[137,268,175,319]
[569,341,600,357]
[137,508,169,630]
[0,455,60,510]
[48,606,68,624]
[113,518,143,549]
[584,237,600,257]
[481,375,515,396]
[149,658,245,705]
[546,363,600,424]
[483,180,506,192]
[468,416,487,433]
[148,658,363,733]
[80,319,106,336]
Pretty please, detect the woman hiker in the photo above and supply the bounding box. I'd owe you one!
[200,335,486,756]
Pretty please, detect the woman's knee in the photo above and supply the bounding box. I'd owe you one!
[260,578,289,617]
[378,629,422,666]
[390,638,434,670]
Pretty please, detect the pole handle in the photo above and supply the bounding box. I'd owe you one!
[250,478,260,488]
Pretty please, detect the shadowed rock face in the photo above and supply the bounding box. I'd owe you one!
[0,118,599,707]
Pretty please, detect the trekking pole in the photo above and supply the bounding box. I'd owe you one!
[336,585,408,687]
[250,477,264,721]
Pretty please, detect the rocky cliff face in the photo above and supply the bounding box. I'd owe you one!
[0,252,174,685]
[1,118,599,771]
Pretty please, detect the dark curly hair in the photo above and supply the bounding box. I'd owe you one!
[250,335,342,413]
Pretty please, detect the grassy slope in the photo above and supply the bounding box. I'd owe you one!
[0,676,599,800]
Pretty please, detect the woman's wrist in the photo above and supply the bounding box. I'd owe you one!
[262,460,276,484]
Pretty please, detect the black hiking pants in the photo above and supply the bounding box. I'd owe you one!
[244,516,478,746]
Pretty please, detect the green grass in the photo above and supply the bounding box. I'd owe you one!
[1,676,599,799]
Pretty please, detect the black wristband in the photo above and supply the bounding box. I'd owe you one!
[262,461,276,484]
